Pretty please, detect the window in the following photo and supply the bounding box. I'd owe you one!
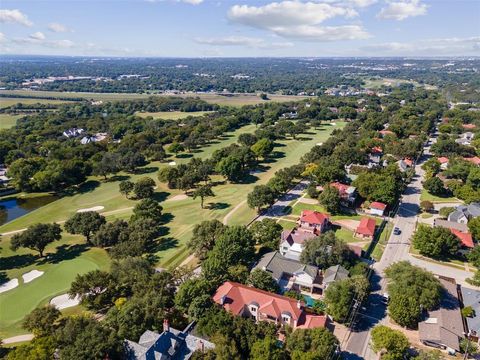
[250,306,257,313]
[282,316,290,323]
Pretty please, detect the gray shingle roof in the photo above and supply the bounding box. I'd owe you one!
[433,219,468,232]
[449,203,480,222]
[254,251,320,282]
[323,265,349,284]
[461,286,480,336]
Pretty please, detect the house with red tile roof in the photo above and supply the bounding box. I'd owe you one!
[329,182,357,206]
[379,130,394,137]
[463,124,477,130]
[354,217,376,240]
[464,157,480,166]
[437,157,449,170]
[450,229,474,249]
[368,201,387,216]
[298,210,329,233]
[213,281,329,330]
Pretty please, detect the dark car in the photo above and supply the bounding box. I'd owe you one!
[393,227,401,235]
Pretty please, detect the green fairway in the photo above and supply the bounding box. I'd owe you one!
[0,90,309,107]
[0,97,74,109]
[0,247,109,338]
[0,114,23,129]
[0,122,344,336]
[136,110,214,120]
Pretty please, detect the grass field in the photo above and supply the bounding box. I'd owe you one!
[0,122,345,336]
[420,189,459,203]
[0,97,74,109]
[135,110,214,120]
[0,90,310,107]
[0,114,23,129]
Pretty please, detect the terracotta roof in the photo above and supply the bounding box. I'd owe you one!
[437,157,449,164]
[330,182,355,196]
[379,130,394,136]
[370,201,387,211]
[213,281,303,319]
[371,146,383,154]
[296,313,329,329]
[300,210,329,226]
[450,229,474,248]
[464,157,480,166]
[356,217,376,237]
[348,244,363,258]
[403,158,413,166]
[463,124,476,129]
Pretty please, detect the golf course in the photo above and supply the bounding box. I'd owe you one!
[0,120,345,338]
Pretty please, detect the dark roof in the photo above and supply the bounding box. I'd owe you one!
[461,286,480,335]
[418,278,464,352]
[323,265,349,284]
[254,251,320,282]
[433,219,468,232]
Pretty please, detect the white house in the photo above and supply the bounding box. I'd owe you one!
[368,201,387,216]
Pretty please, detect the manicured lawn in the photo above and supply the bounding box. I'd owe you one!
[420,189,458,203]
[0,114,23,129]
[0,122,345,334]
[277,219,297,230]
[370,221,392,261]
[135,110,214,120]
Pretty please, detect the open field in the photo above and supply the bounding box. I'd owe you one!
[362,77,437,91]
[0,97,74,109]
[0,122,345,336]
[135,110,214,120]
[0,90,310,107]
[0,114,23,129]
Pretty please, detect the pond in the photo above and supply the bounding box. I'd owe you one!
[0,195,58,226]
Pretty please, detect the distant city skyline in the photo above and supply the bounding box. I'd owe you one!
[0,0,479,57]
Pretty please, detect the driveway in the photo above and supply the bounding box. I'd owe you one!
[257,180,309,220]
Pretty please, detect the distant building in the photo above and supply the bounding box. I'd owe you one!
[354,217,376,240]
[463,157,480,166]
[80,132,108,145]
[398,158,413,172]
[254,251,322,297]
[329,182,357,206]
[437,157,449,170]
[456,132,474,146]
[62,128,84,138]
[418,278,464,354]
[378,130,394,138]
[213,281,329,330]
[124,321,214,360]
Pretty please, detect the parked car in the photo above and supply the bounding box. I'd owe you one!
[393,227,401,235]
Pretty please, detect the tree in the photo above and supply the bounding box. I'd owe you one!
[412,225,460,258]
[413,350,443,360]
[247,185,276,213]
[216,155,244,182]
[421,158,441,177]
[462,306,475,318]
[313,160,346,185]
[371,325,409,359]
[318,185,341,214]
[286,327,339,360]
[187,220,225,259]
[168,142,185,155]
[119,180,134,198]
[5,336,56,360]
[251,138,274,160]
[238,133,257,147]
[133,177,156,199]
[423,176,445,196]
[193,184,215,209]
[211,334,241,360]
[247,269,280,293]
[439,206,455,218]
[324,278,355,322]
[468,217,480,241]
[69,270,115,311]
[250,337,286,360]
[420,200,434,213]
[300,232,353,269]
[130,198,163,223]
[65,211,106,243]
[175,278,212,314]
[10,223,62,257]
[385,262,442,328]
[23,305,60,336]
[92,152,120,180]
[91,220,129,248]
[467,245,480,268]
[250,219,283,249]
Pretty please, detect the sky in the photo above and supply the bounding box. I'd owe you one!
[0,0,479,57]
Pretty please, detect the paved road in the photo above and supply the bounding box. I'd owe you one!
[344,133,475,359]
[257,180,309,220]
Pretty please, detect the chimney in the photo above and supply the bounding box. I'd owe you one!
[163,319,170,332]
[196,340,205,353]
[297,300,302,310]
[220,295,227,305]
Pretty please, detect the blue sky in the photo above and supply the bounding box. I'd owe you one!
[0,0,479,57]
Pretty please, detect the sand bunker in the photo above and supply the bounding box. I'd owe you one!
[77,206,105,213]
[22,270,44,283]
[167,194,188,202]
[168,161,176,166]
[50,294,81,310]
[331,122,337,126]
[0,279,19,294]
[316,142,323,146]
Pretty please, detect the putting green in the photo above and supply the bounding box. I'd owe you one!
[0,254,104,338]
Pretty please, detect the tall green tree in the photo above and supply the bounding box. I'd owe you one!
[193,184,215,209]
[318,185,341,214]
[247,185,276,213]
[187,220,225,259]
[65,211,106,243]
[10,223,62,257]
[371,325,409,359]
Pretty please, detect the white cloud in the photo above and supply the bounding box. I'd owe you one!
[0,32,5,42]
[194,35,294,48]
[29,31,45,40]
[377,0,428,21]
[228,1,369,42]
[12,37,74,48]
[361,36,480,55]
[48,22,71,33]
[0,9,33,26]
